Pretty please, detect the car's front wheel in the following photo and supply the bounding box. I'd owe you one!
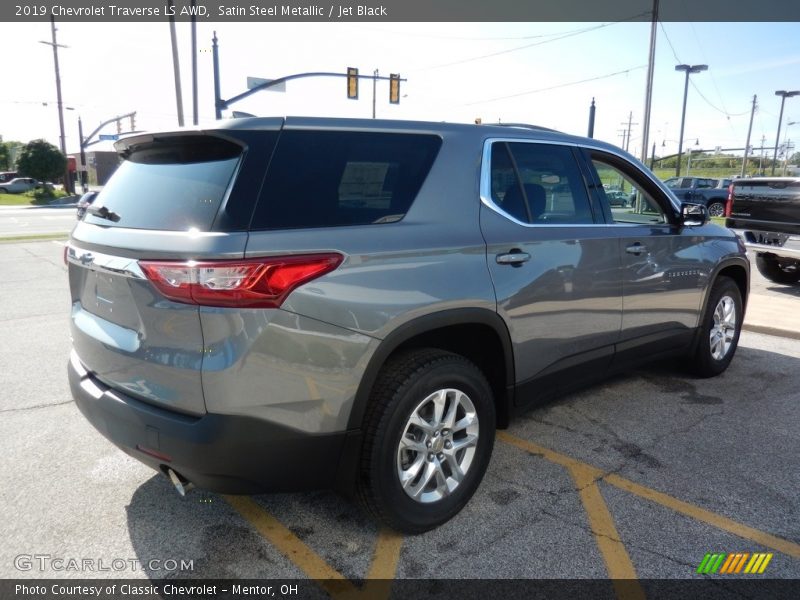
[689,276,743,377]
[357,349,495,533]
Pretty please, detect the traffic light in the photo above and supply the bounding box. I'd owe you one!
[389,73,400,104]
[347,67,358,100]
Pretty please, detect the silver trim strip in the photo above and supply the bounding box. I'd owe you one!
[65,245,146,279]
[744,242,800,259]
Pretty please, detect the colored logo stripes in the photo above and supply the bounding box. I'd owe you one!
[697,552,773,574]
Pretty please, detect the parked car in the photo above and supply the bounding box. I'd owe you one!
[606,188,634,207]
[662,176,729,217]
[67,117,749,533]
[76,191,99,219]
[0,177,40,194]
[726,176,800,284]
[0,171,18,184]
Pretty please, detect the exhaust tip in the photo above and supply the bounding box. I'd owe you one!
[167,468,194,496]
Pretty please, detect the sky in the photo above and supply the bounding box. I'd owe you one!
[1,20,799,161]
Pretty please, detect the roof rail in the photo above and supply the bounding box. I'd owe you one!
[488,122,560,133]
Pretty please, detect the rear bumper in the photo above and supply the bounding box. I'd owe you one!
[68,351,350,494]
[737,230,800,261]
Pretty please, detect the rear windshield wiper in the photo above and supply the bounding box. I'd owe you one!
[86,205,121,222]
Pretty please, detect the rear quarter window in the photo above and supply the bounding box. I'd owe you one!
[83,135,241,231]
[250,130,441,230]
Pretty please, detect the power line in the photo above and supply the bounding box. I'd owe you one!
[659,22,750,119]
[357,20,643,42]
[463,65,647,106]
[411,14,649,73]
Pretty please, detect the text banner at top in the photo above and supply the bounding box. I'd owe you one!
[3,0,800,22]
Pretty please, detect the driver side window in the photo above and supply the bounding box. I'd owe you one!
[591,160,668,225]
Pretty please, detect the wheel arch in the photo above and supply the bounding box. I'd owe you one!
[347,308,515,433]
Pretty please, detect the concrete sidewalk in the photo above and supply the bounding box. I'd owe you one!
[744,292,800,340]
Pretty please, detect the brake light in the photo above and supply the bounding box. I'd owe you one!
[725,183,734,217]
[139,253,343,308]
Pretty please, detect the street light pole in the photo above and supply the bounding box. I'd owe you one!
[782,120,797,176]
[674,63,707,177]
[772,90,799,175]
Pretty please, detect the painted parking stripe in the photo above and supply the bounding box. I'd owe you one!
[568,463,645,600]
[498,431,800,560]
[224,495,402,600]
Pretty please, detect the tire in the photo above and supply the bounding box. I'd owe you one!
[357,348,496,534]
[707,201,725,218]
[689,276,743,378]
[0,188,7,194]
[755,254,800,285]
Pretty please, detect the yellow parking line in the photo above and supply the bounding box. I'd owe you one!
[366,528,404,579]
[225,496,405,600]
[358,529,404,600]
[224,496,357,597]
[498,431,800,560]
[568,463,644,600]
[603,473,800,559]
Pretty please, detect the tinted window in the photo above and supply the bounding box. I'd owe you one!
[488,142,594,224]
[251,131,441,230]
[591,158,668,225]
[84,135,241,231]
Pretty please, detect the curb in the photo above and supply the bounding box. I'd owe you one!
[742,323,800,341]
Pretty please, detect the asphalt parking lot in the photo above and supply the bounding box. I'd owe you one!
[1,240,798,593]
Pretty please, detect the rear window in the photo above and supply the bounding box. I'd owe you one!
[83,135,241,231]
[250,130,441,230]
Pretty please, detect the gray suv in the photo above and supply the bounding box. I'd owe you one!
[67,117,749,533]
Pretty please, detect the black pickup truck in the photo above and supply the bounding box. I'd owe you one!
[663,176,730,217]
[726,177,800,284]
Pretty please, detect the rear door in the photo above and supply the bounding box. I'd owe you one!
[479,139,622,403]
[68,128,279,415]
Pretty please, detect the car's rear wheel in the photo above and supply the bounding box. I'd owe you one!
[707,201,725,218]
[357,349,495,533]
[755,254,800,284]
[689,276,742,377]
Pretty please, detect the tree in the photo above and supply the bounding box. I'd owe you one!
[16,139,66,183]
[789,151,800,165]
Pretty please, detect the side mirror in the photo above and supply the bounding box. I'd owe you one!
[680,202,709,227]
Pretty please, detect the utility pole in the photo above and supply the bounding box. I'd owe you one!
[39,16,71,193]
[191,0,198,125]
[741,95,757,177]
[621,111,638,153]
[78,116,86,192]
[212,32,222,119]
[372,69,378,119]
[640,0,659,164]
[759,134,766,173]
[168,0,185,126]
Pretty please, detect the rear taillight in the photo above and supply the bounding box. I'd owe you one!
[725,183,734,217]
[139,253,343,308]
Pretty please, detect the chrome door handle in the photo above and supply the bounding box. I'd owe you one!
[625,243,647,255]
[496,251,531,265]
